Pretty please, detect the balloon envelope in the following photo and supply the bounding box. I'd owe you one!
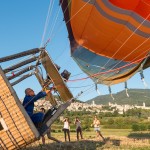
[61,0,150,85]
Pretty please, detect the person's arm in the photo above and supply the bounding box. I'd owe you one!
[23,91,47,108]
[32,91,47,102]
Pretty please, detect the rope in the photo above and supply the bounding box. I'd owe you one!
[40,0,54,47]
[108,86,115,100]
[140,70,148,88]
[4,56,38,74]
[11,72,33,86]
[77,85,96,99]
[75,58,149,100]
[99,13,150,72]
[40,0,90,97]
[71,44,150,81]
[54,41,69,61]
[67,55,148,82]
[95,12,150,84]
[70,72,84,78]
[69,83,95,88]
[4,54,35,72]
[48,0,64,40]
[48,0,91,45]
[7,65,37,80]
[95,83,101,96]
[40,1,150,99]
[124,81,129,97]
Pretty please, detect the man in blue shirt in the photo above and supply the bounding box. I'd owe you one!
[23,88,49,125]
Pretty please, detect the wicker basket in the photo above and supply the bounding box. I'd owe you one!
[0,67,40,150]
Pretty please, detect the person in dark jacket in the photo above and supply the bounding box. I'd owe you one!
[23,88,49,124]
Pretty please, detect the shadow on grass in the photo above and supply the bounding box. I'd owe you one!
[23,138,123,150]
[23,140,106,150]
[128,132,150,140]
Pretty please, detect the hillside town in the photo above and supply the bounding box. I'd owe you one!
[34,99,150,114]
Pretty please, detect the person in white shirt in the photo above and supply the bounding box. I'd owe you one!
[63,117,70,142]
[74,117,83,140]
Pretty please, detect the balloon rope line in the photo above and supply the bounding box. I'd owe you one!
[40,0,54,47]
[101,13,150,70]
[50,0,91,41]
[47,0,65,42]
[68,55,149,82]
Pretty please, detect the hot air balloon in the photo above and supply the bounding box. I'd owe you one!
[60,0,150,86]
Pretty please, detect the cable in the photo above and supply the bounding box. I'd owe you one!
[99,13,150,72]
[48,0,64,40]
[46,0,91,46]
[69,83,95,88]
[96,12,150,84]
[70,72,84,77]
[54,41,69,61]
[67,55,147,82]
[40,0,54,47]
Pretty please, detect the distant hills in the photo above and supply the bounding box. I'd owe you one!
[86,89,150,106]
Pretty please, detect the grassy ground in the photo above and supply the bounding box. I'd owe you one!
[23,129,150,150]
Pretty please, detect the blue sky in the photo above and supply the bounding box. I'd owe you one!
[0,0,150,102]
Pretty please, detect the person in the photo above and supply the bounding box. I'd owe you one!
[92,116,105,141]
[40,108,47,145]
[63,117,70,142]
[40,108,60,144]
[23,88,50,125]
[74,117,83,141]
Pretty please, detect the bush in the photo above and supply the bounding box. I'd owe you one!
[51,129,56,132]
[82,124,90,131]
[139,124,147,131]
[107,118,114,125]
[147,125,150,131]
[57,129,62,132]
[132,124,140,131]
[70,129,76,132]
[105,117,131,129]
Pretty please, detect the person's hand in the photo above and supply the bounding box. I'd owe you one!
[45,89,50,94]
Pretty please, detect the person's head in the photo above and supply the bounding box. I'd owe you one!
[25,88,35,96]
[76,117,79,121]
[65,117,69,121]
[40,107,45,113]
[94,116,97,120]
